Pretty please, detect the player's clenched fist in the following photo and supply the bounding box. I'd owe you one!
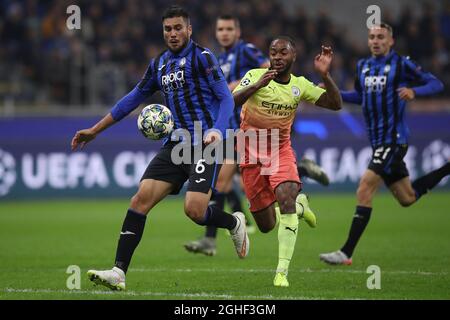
[255,69,277,89]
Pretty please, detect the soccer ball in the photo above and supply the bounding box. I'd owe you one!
[137,104,174,140]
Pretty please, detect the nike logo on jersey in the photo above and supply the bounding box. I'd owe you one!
[158,64,166,71]
[120,231,136,235]
[195,178,206,183]
[201,50,210,55]
[285,227,297,234]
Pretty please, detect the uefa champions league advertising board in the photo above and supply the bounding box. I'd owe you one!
[1,112,449,199]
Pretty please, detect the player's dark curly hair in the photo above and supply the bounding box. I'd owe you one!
[162,5,190,24]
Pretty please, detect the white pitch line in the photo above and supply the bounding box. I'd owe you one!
[1,288,354,300]
[128,267,447,276]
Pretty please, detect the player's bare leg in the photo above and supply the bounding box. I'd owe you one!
[88,179,174,290]
[320,169,382,265]
[251,204,277,233]
[389,177,417,207]
[356,170,383,208]
[391,162,450,206]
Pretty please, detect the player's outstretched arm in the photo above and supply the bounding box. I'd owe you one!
[233,69,277,106]
[340,90,362,104]
[313,46,342,110]
[315,73,342,110]
[71,113,116,150]
[71,84,150,151]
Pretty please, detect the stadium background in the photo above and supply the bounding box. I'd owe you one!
[0,0,449,300]
[1,0,449,198]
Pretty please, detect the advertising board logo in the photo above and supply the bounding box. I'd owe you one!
[0,149,16,196]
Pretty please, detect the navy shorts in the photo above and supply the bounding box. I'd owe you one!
[368,144,409,186]
[141,141,222,195]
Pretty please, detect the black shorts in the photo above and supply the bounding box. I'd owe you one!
[141,141,222,195]
[368,144,409,186]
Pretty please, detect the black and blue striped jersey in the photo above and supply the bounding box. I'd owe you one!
[111,40,233,141]
[342,50,443,147]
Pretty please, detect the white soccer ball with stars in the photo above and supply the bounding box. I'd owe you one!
[137,104,174,140]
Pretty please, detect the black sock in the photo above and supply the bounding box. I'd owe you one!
[200,206,237,230]
[226,190,243,213]
[205,193,226,238]
[297,165,307,178]
[341,206,372,258]
[412,162,450,200]
[226,190,253,226]
[114,209,147,274]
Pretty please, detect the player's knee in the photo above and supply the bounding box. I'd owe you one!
[277,192,296,214]
[130,193,150,214]
[356,184,373,205]
[398,196,415,207]
[257,221,275,233]
[279,200,296,214]
[184,202,206,223]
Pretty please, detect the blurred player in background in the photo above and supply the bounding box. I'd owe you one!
[184,15,330,257]
[320,23,448,266]
[71,6,250,291]
[233,36,342,286]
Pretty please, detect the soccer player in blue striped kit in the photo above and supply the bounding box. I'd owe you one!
[320,23,449,265]
[71,6,249,290]
[183,15,270,256]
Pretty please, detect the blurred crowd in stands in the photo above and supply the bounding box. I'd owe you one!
[1,0,449,110]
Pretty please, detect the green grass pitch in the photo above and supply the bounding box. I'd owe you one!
[1,192,449,300]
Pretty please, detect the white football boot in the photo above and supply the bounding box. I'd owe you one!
[319,250,352,265]
[87,266,126,291]
[230,212,249,258]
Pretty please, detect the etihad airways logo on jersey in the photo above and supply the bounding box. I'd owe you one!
[161,70,185,92]
[261,101,297,111]
[261,101,297,117]
[365,75,386,93]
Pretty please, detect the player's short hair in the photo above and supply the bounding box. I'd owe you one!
[271,36,296,50]
[162,5,190,24]
[371,22,393,37]
[216,14,240,29]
